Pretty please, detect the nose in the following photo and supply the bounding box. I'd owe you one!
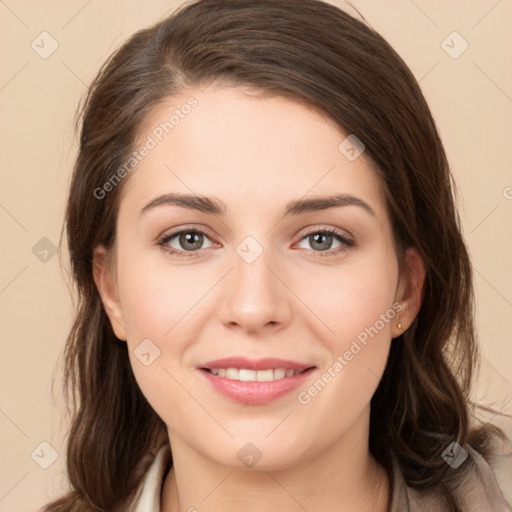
[217,246,292,335]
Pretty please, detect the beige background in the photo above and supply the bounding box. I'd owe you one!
[1,1,511,510]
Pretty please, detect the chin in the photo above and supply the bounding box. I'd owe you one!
[202,434,313,472]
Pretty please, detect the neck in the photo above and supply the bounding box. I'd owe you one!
[160,408,390,512]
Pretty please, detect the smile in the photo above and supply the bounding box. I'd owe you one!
[205,368,302,381]
[198,357,316,404]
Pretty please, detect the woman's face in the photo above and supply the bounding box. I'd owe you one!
[94,85,422,470]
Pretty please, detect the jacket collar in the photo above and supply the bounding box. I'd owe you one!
[126,443,510,511]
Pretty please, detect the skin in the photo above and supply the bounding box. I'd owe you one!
[93,85,425,512]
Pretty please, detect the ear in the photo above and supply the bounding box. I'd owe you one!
[391,247,426,338]
[92,245,128,341]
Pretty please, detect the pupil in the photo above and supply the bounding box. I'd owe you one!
[181,232,202,250]
[312,233,331,250]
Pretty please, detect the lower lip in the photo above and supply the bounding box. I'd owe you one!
[199,368,316,405]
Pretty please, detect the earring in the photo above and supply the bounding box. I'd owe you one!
[397,321,402,330]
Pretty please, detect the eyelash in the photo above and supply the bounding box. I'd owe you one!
[157,226,356,259]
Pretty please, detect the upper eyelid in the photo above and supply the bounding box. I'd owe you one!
[300,225,353,240]
[159,224,217,243]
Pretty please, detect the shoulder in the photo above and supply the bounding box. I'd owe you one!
[454,444,512,511]
[487,447,512,506]
[390,441,512,511]
[117,438,512,511]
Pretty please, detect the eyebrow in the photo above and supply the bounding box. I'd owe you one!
[139,192,375,218]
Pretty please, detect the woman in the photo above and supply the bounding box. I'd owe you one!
[44,0,511,510]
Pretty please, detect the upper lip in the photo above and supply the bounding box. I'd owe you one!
[200,357,315,372]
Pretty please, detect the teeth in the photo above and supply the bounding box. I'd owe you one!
[257,369,274,382]
[239,369,257,381]
[208,367,302,381]
[226,368,239,380]
[274,368,286,379]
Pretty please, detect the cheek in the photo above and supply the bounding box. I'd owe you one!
[117,255,203,340]
[292,253,398,411]
[116,255,216,400]
[295,256,398,410]
[116,259,201,421]
[302,256,398,349]
[117,241,399,361]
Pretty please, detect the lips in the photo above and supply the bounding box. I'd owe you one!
[198,357,316,405]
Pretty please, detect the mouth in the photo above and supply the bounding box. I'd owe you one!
[201,367,312,381]
[198,357,317,404]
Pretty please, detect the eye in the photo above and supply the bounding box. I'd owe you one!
[158,226,356,259]
[158,227,216,258]
[295,228,356,257]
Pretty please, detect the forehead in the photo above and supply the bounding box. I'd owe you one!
[121,86,386,220]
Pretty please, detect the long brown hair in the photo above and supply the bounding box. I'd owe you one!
[45,1,506,510]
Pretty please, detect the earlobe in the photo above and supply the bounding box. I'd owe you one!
[92,245,128,341]
[392,247,426,338]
